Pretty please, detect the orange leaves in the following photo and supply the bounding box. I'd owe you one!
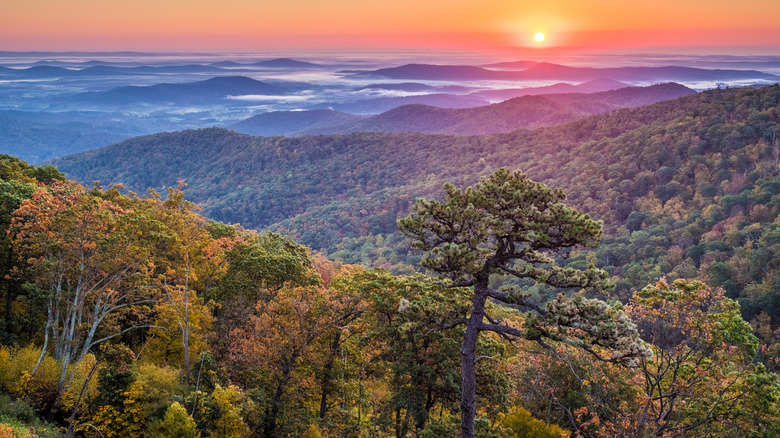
[226,282,338,381]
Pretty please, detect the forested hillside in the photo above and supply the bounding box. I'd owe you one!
[1,155,778,437]
[55,85,780,353]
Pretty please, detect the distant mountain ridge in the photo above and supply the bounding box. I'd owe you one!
[309,93,490,114]
[471,78,628,101]
[352,62,779,82]
[0,111,135,163]
[61,76,290,107]
[0,64,229,78]
[210,58,320,69]
[54,84,758,245]
[234,82,695,136]
[230,110,366,137]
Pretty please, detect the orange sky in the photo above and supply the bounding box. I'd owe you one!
[3,0,780,52]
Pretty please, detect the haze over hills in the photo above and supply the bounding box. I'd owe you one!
[480,60,540,69]
[230,109,366,137]
[309,93,490,114]
[2,53,778,162]
[352,62,780,82]
[471,78,628,101]
[0,64,230,78]
[61,76,291,107]
[234,82,695,136]
[0,111,135,163]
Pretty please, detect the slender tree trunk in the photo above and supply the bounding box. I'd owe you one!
[357,381,363,427]
[48,346,72,422]
[266,376,286,437]
[399,406,413,438]
[265,358,297,438]
[66,358,100,438]
[460,281,487,438]
[32,301,54,375]
[183,255,191,383]
[319,332,341,419]
[417,387,434,431]
[395,407,402,438]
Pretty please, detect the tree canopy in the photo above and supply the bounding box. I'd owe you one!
[399,168,652,437]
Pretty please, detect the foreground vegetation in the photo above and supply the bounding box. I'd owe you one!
[1,154,779,437]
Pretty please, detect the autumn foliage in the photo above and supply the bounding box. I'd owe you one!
[0,156,779,437]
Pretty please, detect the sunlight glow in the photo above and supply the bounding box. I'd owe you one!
[534,32,545,42]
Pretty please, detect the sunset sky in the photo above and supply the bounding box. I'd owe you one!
[3,0,780,53]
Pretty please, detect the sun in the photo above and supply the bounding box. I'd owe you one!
[533,32,545,43]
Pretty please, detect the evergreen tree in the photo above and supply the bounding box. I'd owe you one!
[399,168,652,438]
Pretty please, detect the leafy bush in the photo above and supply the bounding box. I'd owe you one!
[499,407,568,437]
[146,402,200,438]
[0,346,60,412]
[0,394,61,438]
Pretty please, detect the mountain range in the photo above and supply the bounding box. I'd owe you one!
[351,62,779,82]
[60,76,290,107]
[52,85,780,319]
[229,109,366,137]
[232,82,695,136]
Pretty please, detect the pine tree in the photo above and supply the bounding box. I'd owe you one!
[399,168,652,438]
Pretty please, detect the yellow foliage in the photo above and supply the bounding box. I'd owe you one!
[304,423,322,438]
[0,348,9,375]
[60,354,99,412]
[143,288,213,373]
[131,363,180,417]
[147,402,201,438]
[0,345,60,411]
[211,385,249,438]
[83,385,145,438]
[499,407,569,438]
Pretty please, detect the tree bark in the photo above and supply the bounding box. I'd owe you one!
[319,332,341,419]
[460,281,487,438]
[183,256,191,383]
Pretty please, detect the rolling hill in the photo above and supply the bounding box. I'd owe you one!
[61,76,291,107]
[471,78,628,101]
[229,109,366,136]
[299,82,696,135]
[0,110,141,163]
[53,85,780,324]
[352,62,779,83]
[309,93,489,114]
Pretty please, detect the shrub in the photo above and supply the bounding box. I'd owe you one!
[0,345,60,412]
[500,407,568,438]
[146,402,200,438]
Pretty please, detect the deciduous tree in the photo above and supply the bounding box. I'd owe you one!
[10,182,155,417]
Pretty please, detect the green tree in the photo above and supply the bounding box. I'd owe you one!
[10,182,155,419]
[0,155,64,344]
[398,169,651,438]
[625,279,778,437]
[338,268,508,436]
[147,402,201,438]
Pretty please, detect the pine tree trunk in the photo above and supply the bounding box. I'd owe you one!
[460,282,487,438]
